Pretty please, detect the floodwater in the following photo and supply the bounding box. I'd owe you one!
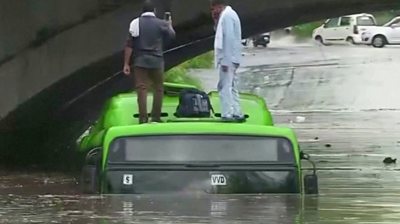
[2,39,400,223]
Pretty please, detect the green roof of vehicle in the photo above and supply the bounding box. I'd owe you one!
[76,83,312,194]
[77,82,277,152]
[102,122,301,167]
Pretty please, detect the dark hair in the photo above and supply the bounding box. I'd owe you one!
[210,0,226,6]
[142,0,155,13]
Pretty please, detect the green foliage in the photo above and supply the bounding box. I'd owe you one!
[165,51,214,89]
[292,21,324,39]
[374,11,398,25]
[165,66,202,89]
[181,51,214,69]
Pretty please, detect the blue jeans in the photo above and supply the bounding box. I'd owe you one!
[217,64,242,118]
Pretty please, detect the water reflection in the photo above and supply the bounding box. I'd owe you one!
[100,194,310,223]
[0,194,320,223]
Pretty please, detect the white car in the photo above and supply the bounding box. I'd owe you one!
[312,13,377,45]
[361,16,400,48]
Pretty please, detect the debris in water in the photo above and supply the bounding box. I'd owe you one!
[263,75,270,84]
[314,137,319,140]
[325,144,332,148]
[298,138,320,143]
[295,116,306,123]
[383,157,397,164]
[253,86,261,95]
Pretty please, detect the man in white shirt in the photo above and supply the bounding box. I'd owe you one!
[211,0,244,122]
[123,0,175,124]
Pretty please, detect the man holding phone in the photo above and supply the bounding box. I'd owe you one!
[123,0,175,124]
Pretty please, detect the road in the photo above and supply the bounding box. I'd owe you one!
[196,37,400,111]
[1,39,400,223]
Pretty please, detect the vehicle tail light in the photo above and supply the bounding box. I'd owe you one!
[353,25,359,34]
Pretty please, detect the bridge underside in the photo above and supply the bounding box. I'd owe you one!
[0,0,399,170]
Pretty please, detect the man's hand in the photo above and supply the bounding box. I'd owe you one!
[123,46,133,75]
[221,65,228,72]
[164,19,176,40]
[123,64,131,75]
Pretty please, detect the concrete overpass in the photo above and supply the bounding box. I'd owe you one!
[0,0,399,169]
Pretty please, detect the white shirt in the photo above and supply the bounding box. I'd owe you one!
[214,6,242,67]
[129,12,156,37]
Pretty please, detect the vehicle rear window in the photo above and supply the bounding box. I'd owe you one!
[108,135,294,163]
[356,16,376,26]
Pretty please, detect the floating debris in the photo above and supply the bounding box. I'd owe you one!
[263,75,270,84]
[325,144,332,148]
[295,116,306,123]
[383,157,397,164]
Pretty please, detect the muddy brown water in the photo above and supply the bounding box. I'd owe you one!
[2,43,400,223]
[1,111,399,224]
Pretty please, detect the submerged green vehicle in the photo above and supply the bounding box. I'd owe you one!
[77,83,318,194]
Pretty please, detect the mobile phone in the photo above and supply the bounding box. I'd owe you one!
[164,12,171,21]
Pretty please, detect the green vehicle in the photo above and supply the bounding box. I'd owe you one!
[77,83,318,194]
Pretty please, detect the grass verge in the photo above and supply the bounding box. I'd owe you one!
[165,51,214,89]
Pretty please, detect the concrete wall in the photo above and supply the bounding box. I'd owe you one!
[1,0,399,121]
[0,2,137,120]
[0,0,211,121]
[0,0,101,63]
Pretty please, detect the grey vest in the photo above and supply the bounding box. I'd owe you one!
[132,15,172,69]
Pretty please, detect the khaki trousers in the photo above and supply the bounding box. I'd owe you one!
[133,66,164,123]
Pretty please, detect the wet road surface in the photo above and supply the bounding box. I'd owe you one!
[2,40,400,223]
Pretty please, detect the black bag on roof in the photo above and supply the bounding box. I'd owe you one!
[176,88,214,118]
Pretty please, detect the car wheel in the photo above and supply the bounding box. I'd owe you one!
[315,36,325,45]
[346,37,355,45]
[372,35,387,48]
